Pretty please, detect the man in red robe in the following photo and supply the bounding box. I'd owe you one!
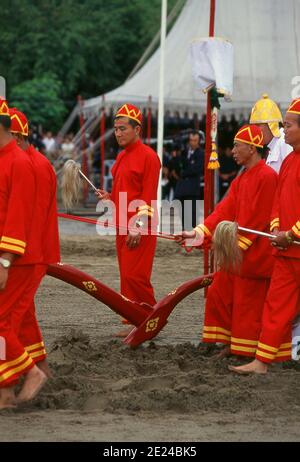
[97,104,161,336]
[176,125,278,358]
[9,107,60,380]
[230,99,300,374]
[0,100,47,409]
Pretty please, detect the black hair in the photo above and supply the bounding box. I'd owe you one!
[0,115,11,130]
[256,146,264,157]
[189,130,200,138]
[114,116,141,129]
[128,118,141,129]
[298,115,300,127]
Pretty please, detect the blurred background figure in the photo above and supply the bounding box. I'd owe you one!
[28,125,46,154]
[161,146,171,200]
[218,146,239,200]
[61,134,75,162]
[174,130,205,229]
[43,131,56,157]
[166,143,183,201]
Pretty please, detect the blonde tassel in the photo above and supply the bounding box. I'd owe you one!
[61,160,82,210]
[213,220,242,272]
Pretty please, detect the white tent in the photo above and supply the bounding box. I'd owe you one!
[82,0,300,118]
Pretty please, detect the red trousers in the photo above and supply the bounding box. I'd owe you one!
[0,266,36,387]
[11,264,47,364]
[116,234,157,306]
[256,257,300,363]
[203,271,270,357]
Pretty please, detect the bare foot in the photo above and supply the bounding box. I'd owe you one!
[0,386,17,409]
[37,359,53,379]
[228,359,268,375]
[0,403,17,410]
[114,327,134,338]
[211,345,231,359]
[17,366,47,403]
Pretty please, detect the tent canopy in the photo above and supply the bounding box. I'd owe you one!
[83,0,300,117]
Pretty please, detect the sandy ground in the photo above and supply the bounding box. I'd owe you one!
[1,221,300,442]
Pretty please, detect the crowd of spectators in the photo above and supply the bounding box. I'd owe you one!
[29,128,78,166]
[30,112,246,202]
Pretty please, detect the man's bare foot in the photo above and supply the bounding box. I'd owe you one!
[17,365,47,403]
[0,402,17,410]
[211,345,231,359]
[37,359,53,379]
[114,327,134,338]
[0,386,17,409]
[228,359,268,375]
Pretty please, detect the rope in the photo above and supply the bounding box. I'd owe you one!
[58,212,176,241]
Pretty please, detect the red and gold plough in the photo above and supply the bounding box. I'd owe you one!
[47,262,214,347]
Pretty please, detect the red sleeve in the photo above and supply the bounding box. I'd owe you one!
[0,156,36,256]
[137,153,161,220]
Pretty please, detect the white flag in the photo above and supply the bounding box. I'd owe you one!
[190,37,234,98]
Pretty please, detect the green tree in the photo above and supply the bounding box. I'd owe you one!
[0,0,181,129]
[10,74,67,131]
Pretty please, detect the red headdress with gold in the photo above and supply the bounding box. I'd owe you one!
[234,124,264,148]
[115,103,142,125]
[286,98,300,115]
[0,99,10,117]
[9,108,29,136]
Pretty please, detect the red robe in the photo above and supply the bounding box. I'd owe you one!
[0,140,35,258]
[13,145,60,364]
[195,160,278,356]
[111,139,161,306]
[0,140,37,387]
[256,151,300,363]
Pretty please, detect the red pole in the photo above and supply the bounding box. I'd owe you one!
[77,95,88,204]
[100,95,106,189]
[204,0,216,276]
[209,0,216,36]
[204,97,212,218]
[209,0,216,217]
[147,95,152,145]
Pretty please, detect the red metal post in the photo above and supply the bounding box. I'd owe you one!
[209,0,216,36]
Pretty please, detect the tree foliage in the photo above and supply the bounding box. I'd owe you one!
[0,0,178,129]
[10,74,67,131]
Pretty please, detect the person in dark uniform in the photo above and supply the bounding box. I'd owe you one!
[174,131,204,229]
[166,143,183,201]
[218,147,239,199]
